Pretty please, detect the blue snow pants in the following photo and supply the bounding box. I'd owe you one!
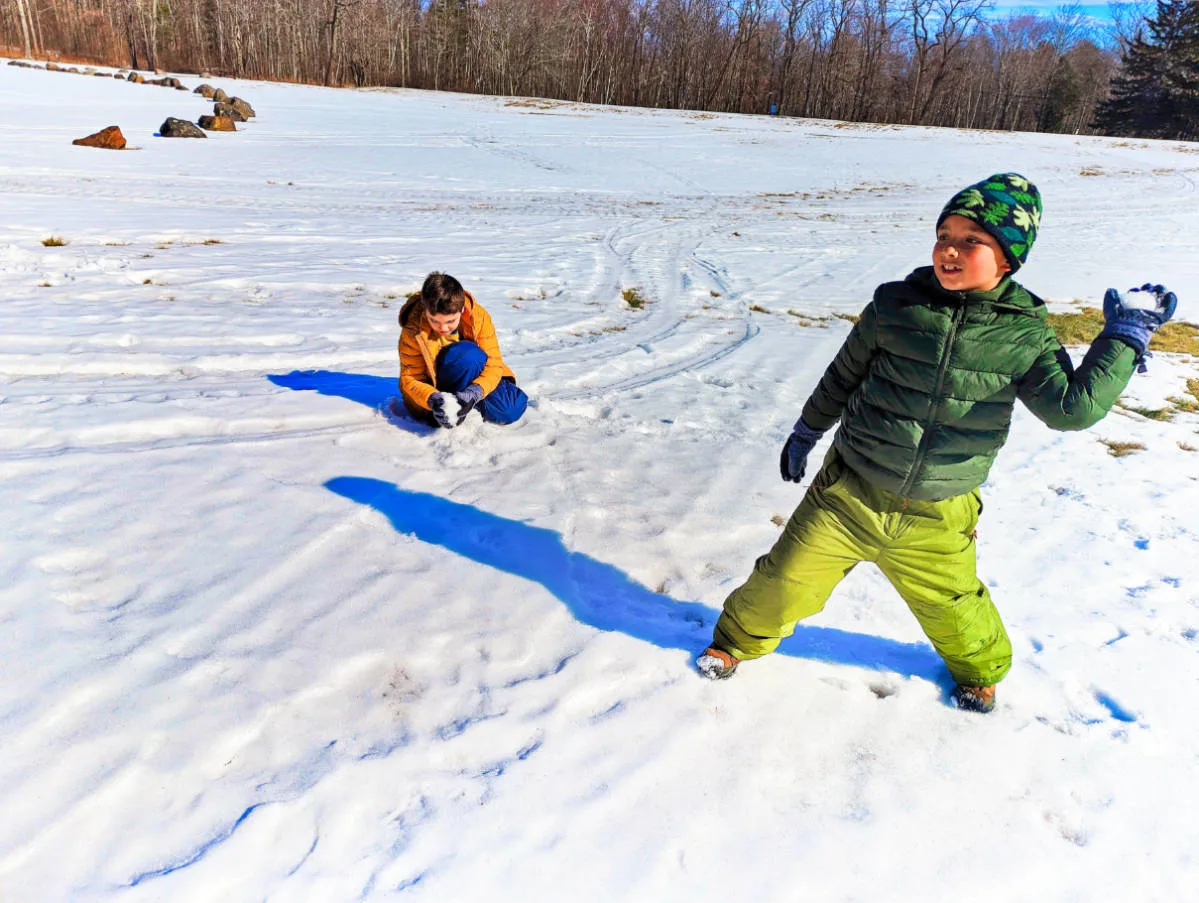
[436,341,528,425]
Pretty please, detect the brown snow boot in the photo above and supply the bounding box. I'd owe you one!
[696,647,740,680]
[951,684,996,713]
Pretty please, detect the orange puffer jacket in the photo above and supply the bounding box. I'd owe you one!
[397,291,515,414]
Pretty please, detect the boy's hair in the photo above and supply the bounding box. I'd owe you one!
[421,272,466,315]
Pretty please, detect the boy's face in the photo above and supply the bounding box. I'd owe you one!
[933,215,1011,293]
[425,310,462,337]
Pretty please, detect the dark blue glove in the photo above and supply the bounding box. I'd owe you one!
[428,392,455,429]
[453,383,484,425]
[780,418,825,483]
[1100,283,1178,371]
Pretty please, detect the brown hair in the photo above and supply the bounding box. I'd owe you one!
[420,271,466,315]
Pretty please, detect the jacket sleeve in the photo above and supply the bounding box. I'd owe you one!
[399,329,437,411]
[1016,330,1137,431]
[800,300,879,432]
[468,305,508,397]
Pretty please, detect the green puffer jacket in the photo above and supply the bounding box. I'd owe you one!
[800,266,1137,501]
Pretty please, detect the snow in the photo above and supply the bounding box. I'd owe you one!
[436,392,462,428]
[2,61,1198,902]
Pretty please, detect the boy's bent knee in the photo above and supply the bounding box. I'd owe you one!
[479,378,528,425]
[435,341,487,392]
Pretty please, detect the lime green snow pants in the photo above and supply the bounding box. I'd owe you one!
[713,452,1011,687]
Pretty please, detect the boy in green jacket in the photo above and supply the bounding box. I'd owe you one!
[697,173,1179,712]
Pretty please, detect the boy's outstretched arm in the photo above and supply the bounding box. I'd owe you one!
[1017,337,1134,431]
[1018,284,1178,431]
[800,301,879,431]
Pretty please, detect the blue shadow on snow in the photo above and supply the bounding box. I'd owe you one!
[326,477,948,682]
[268,370,431,434]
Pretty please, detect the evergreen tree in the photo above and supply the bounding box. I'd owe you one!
[1093,1,1199,140]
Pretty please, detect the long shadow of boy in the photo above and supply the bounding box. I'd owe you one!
[326,477,948,683]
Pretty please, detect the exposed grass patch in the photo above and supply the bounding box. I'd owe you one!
[787,310,834,327]
[1079,166,1103,177]
[1100,439,1146,457]
[1179,442,1197,452]
[38,281,52,287]
[1167,378,1199,414]
[41,236,68,247]
[622,287,648,309]
[770,514,787,527]
[1154,320,1199,355]
[1046,306,1199,355]
[1118,403,1175,421]
[834,312,861,325]
[710,290,721,297]
[749,303,771,314]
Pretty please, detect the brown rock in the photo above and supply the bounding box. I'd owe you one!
[128,72,145,83]
[159,117,207,139]
[212,102,246,122]
[197,115,237,132]
[73,126,127,150]
[194,84,217,98]
[212,88,230,103]
[229,97,256,119]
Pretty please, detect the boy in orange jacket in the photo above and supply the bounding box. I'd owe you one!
[398,272,528,427]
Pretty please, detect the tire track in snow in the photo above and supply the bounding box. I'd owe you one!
[0,419,382,461]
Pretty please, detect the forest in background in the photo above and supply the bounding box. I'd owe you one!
[0,1,1181,138]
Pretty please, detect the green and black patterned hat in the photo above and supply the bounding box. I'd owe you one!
[937,173,1042,272]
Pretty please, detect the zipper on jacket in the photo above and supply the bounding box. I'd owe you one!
[900,299,966,497]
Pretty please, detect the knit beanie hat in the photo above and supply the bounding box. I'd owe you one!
[937,173,1042,272]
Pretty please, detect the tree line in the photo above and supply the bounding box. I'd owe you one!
[0,1,1186,139]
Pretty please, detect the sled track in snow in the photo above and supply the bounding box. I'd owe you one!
[0,420,380,462]
[532,200,762,400]
[546,316,760,401]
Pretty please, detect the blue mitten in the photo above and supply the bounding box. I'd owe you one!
[1099,283,1178,372]
[454,383,484,425]
[428,392,455,429]
[780,418,825,483]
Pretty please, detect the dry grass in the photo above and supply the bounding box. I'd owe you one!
[787,310,835,327]
[1118,403,1175,421]
[749,303,771,314]
[1167,379,1199,414]
[41,236,67,247]
[1100,439,1146,457]
[622,287,648,309]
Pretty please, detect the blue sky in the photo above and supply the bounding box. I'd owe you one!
[987,1,1150,23]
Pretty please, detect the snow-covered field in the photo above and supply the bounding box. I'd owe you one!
[2,61,1198,902]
